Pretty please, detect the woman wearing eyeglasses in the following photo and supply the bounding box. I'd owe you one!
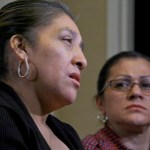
[83,51,150,150]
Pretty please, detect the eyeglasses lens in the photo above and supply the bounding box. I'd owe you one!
[109,77,150,94]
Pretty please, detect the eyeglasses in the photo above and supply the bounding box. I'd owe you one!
[101,76,150,95]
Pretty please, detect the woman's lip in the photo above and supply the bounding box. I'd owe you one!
[69,72,80,88]
[126,104,146,110]
[69,73,80,82]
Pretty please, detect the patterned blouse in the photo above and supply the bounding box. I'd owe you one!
[82,126,132,150]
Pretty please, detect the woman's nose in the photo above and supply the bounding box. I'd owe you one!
[128,84,144,99]
[130,83,142,92]
[72,50,87,70]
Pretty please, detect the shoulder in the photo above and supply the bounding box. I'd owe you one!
[0,83,35,129]
[0,106,30,149]
[82,126,124,150]
[0,106,52,150]
[0,105,33,136]
[82,128,108,150]
[82,132,99,150]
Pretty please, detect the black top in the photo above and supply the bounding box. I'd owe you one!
[0,81,84,150]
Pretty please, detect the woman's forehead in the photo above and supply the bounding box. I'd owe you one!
[108,58,150,78]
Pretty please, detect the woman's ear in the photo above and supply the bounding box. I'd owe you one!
[9,34,28,60]
[96,96,106,115]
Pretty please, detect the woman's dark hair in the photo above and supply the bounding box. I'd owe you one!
[0,0,75,79]
[96,51,150,97]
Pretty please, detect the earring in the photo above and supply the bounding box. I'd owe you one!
[97,114,108,124]
[18,57,30,78]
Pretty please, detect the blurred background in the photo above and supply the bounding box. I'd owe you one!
[1,0,148,139]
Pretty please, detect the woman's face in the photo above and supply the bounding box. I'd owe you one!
[28,14,87,111]
[97,58,150,129]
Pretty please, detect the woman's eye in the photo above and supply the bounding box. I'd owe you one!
[116,82,128,87]
[62,36,72,44]
[65,38,72,43]
[113,80,130,89]
[141,82,150,89]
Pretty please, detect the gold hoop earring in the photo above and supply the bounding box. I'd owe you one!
[18,57,29,78]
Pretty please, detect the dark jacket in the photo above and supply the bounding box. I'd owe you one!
[0,81,84,150]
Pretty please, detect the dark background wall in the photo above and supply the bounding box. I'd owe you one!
[134,1,149,55]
